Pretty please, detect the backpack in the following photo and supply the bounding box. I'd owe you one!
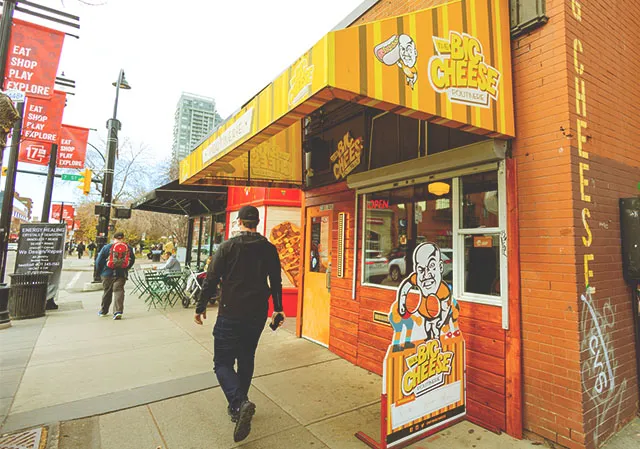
[107,242,130,269]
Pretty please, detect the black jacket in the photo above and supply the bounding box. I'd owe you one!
[197,232,283,319]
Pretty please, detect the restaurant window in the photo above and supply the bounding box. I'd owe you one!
[510,0,547,38]
[362,163,507,309]
[362,182,453,289]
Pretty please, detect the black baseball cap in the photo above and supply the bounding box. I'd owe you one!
[113,232,125,239]
[238,205,260,221]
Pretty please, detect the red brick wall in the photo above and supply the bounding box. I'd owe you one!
[566,1,640,448]
[352,0,451,25]
[509,0,585,447]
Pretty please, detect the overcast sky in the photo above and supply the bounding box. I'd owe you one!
[7,0,366,218]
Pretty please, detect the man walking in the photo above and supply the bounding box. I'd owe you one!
[76,241,86,259]
[194,205,284,442]
[88,241,96,259]
[96,232,136,320]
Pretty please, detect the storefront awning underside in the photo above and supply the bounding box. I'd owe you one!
[179,0,515,187]
[131,180,226,217]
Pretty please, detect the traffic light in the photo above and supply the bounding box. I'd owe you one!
[1,166,6,176]
[77,168,92,195]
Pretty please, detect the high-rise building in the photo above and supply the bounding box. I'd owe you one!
[171,93,223,163]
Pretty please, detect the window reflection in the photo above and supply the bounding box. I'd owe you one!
[463,234,500,296]
[309,216,329,273]
[461,172,499,229]
[363,182,453,287]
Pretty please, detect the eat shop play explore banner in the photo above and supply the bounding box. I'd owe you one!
[3,18,64,99]
[57,125,89,169]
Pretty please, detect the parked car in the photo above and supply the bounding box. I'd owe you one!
[388,248,453,282]
[364,250,389,283]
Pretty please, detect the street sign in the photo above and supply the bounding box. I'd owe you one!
[2,89,25,102]
[61,174,82,181]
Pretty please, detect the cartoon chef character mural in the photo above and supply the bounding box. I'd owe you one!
[389,242,461,351]
[374,34,419,88]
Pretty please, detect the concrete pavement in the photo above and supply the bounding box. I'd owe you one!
[0,259,637,448]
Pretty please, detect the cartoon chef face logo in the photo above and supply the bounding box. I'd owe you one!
[399,34,417,68]
[414,243,443,298]
[374,34,419,89]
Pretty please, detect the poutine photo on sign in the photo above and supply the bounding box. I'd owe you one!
[383,242,466,447]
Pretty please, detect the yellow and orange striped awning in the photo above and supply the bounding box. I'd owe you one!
[180,0,514,186]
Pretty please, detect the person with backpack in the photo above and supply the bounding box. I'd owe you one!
[96,232,136,320]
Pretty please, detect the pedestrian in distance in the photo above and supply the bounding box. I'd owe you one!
[96,232,136,320]
[88,241,96,259]
[77,241,86,259]
[194,205,285,443]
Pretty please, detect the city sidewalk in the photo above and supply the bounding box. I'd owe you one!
[0,278,637,448]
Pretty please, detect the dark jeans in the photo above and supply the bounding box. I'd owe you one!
[213,315,266,411]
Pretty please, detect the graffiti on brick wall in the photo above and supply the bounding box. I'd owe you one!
[580,288,628,447]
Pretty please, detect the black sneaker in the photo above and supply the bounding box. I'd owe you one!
[228,405,239,423]
[233,400,256,442]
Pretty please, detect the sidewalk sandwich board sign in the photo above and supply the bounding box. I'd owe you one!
[14,223,66,300]
[357,242,466,449]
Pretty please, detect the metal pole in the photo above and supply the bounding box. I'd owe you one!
[59,201,64,223]
[208,214,215,256]
[0,0,16,84]
[93,70,123,282]
[185,218,194,267]
[196,216,203,268]
[41,143,58,222]
[0,100,24,283]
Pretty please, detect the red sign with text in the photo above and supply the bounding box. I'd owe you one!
[57,125,89,169]
[22,91,66,144]
[51,204,75,222]
[18,140,50,166]
[3,19,65,98]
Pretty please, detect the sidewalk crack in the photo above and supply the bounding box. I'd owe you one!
[147,404,170,449]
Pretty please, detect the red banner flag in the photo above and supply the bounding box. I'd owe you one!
[51,204,75,222]
[3,19,65,99]
[18,139,50,166]
[57,125,89,169]
[22,91,66,144]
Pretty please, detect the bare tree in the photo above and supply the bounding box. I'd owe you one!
[85,138,158,205]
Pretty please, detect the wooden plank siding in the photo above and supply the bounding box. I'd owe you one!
[302,182,509,434]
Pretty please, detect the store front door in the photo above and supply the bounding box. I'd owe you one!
[301,205,333,346]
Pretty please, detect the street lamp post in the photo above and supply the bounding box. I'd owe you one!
[93,69,131,283]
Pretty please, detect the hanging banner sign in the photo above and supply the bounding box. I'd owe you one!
[21,91,66,144]
[3,19,65,99]
[383,242,466,447]
[57,125,89,169]
[18,139,51,166]
[15,223,66,300]
[51,204,75,222]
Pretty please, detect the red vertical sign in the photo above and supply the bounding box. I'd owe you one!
[18,91,66,166]
[21,91,66,143]
[51,204,75,222]
[3,19,65,98]
[57,125,89,169]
